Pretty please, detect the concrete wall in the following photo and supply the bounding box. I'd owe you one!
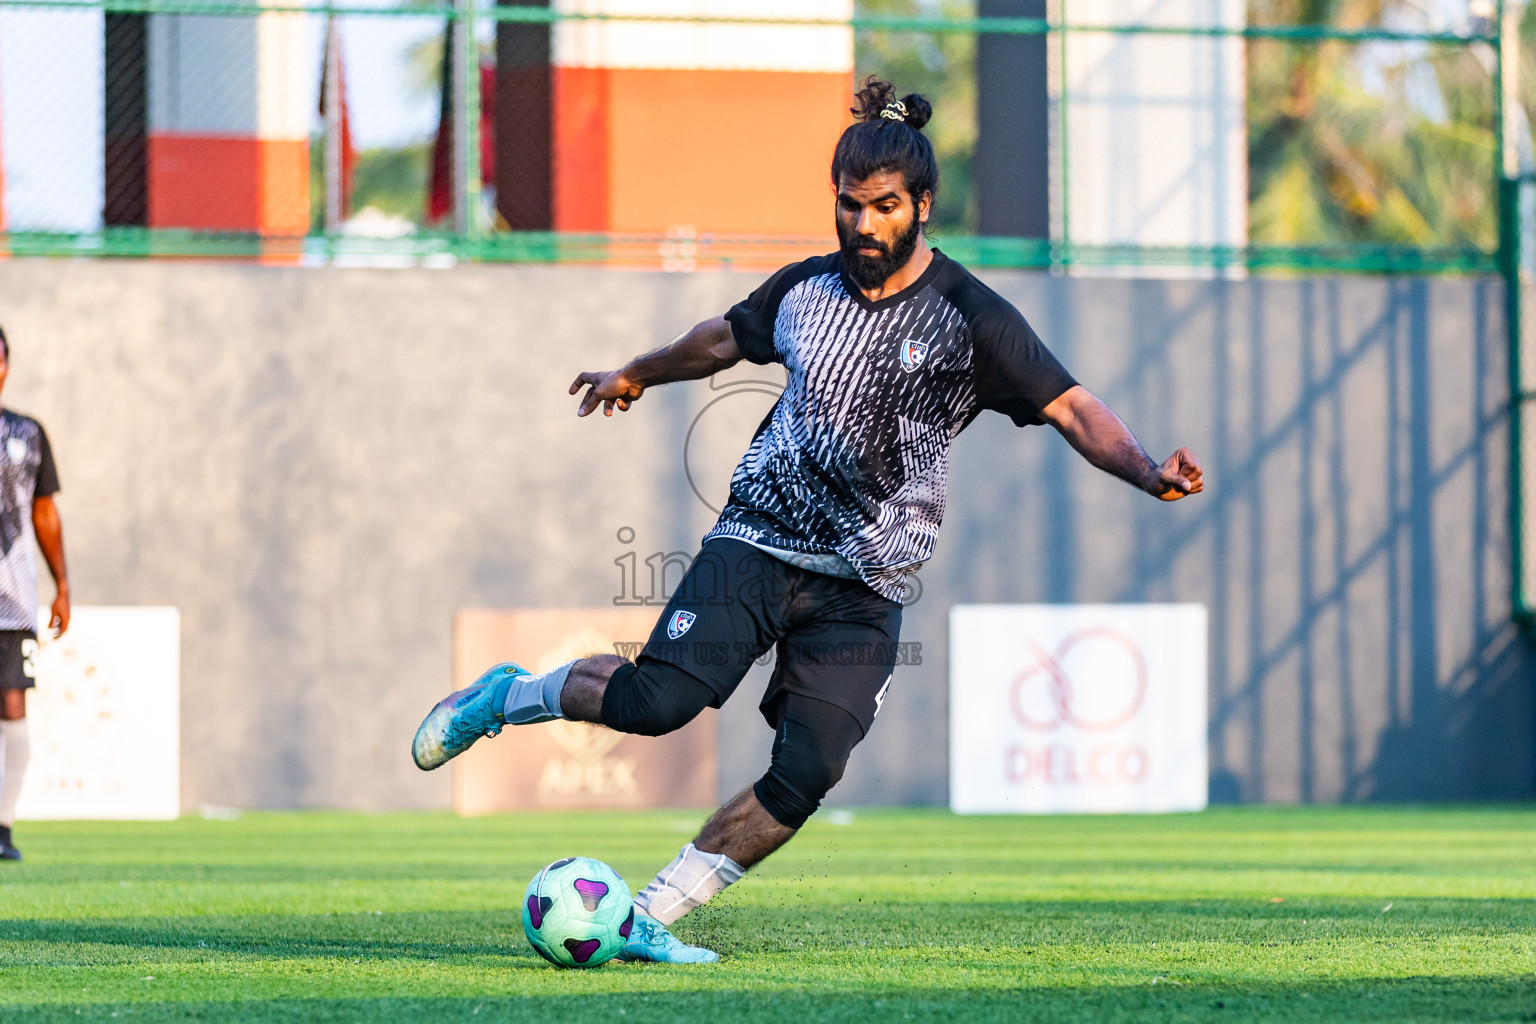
[0,259,1528,809]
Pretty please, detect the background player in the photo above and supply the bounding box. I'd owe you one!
[0,327,69,862]
[413,78,1202,961]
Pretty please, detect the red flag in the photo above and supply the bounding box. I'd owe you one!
[427,22,454,225]
[427,29,497,225]
[480,62,496,188]
[319,19,356,218]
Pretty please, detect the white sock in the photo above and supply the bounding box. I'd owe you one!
[502,661,576,725]
[634,842,746,926]
[0,719,30,827]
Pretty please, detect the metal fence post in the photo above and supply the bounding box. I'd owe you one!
[1498,0,1533,631]
[1056,0,1070,270]
[450,0,468,237]
[457,0,483,246]
[323,15,344,239]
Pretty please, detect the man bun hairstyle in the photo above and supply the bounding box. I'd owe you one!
[850,75,933,131]
[831,76,938,205]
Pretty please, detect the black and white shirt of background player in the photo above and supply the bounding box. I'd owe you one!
[0,411,59,630]
[705,249,1078,604]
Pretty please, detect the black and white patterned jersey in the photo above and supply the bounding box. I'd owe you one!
[703,249,1077,603]
[0,411,59,630]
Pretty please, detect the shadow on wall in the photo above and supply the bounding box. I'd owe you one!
[941,272,1535,804]
[7,260,1529,808]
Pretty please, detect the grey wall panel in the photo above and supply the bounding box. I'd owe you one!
[923,273,1534,805]
[0,260,1527,810]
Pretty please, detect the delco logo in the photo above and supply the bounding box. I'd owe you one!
[1010,629,1147,733]
[949,603,1208,814]
[1006,628,1150,786]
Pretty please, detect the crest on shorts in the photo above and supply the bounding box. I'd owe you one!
[898,337,929,373]
[666,610,697,640]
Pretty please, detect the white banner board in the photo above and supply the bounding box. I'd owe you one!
[15,607,180,820]
[949,604,1207,814]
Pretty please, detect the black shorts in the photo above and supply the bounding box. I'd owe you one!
[634,538,903,733]
[0,630,38,690]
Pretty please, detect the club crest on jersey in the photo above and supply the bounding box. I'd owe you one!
[666,610,697,640]
[898,337,929,373]
[4,438,23,463]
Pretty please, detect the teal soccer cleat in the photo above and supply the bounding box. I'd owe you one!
[615,911,720,964]
[411,662,529,771]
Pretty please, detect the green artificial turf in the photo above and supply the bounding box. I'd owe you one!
[0,807,1532,1023]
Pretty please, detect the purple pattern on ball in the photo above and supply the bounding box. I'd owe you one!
[572,878,610,912]
[526,894,552,929]
[618,908,634,939]
[563,937,602,963]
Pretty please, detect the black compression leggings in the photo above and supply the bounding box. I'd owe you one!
[601,659,864,829]
[750,693,863,829]
[600,661,716,736]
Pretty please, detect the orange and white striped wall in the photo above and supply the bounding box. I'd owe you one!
[146,5,309,234]
[545,0,853,237]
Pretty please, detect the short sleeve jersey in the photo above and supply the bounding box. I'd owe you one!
[704,249,1076,603]
[0,411,59,630]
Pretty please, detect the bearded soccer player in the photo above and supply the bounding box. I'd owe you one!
[412,79,1203,962]
[0,327,69,863]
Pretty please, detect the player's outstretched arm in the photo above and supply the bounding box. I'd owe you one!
[570,315,742,417]
[1040,385,1203,502]
[32,494,69,637]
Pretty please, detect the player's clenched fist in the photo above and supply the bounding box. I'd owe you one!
[570,370,644,417]
[1152,447,1203,501]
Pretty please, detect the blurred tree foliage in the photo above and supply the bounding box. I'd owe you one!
[854,0,1513,249]
[1247,0,1499,248]
[855,0,980,235]
[353,145,434,223]
[310,136,432,231]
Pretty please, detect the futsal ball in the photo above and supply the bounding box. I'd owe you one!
[521,856,634,968]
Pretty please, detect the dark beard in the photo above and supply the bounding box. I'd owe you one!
[839,214,923,291]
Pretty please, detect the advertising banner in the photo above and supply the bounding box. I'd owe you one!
[452,608,716,814]
[15,606,181,820]
[950,604,1207,814]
